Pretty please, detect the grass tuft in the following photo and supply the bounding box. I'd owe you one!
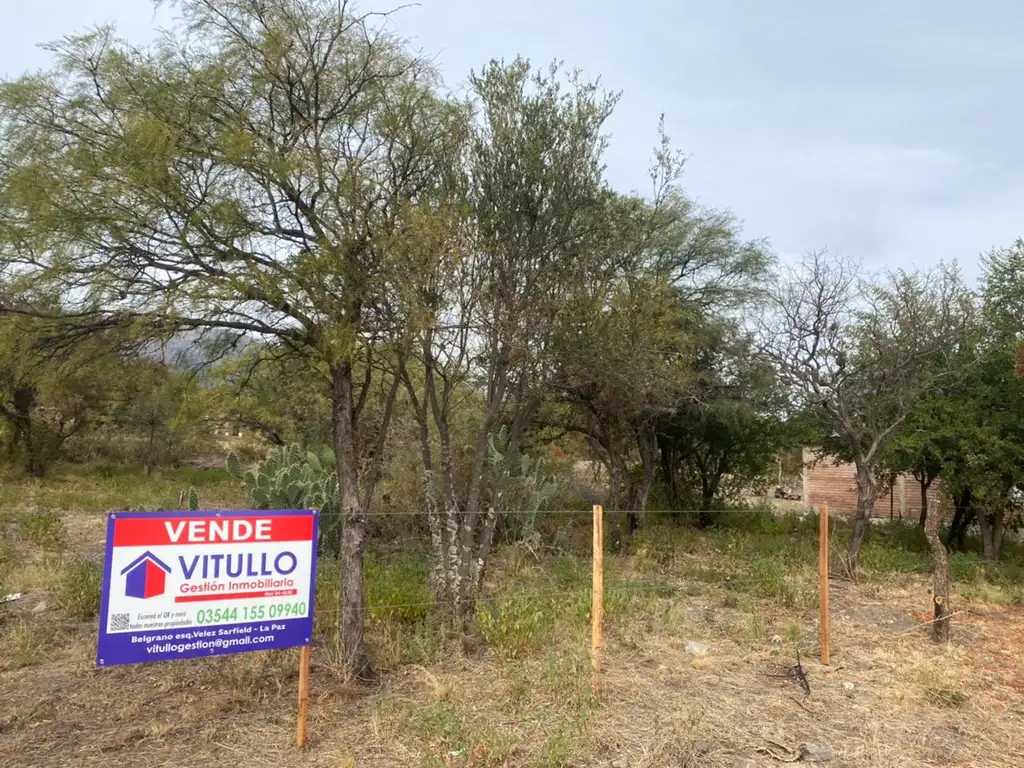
[55,556,103,619]
[475,596,548,660]
[17,510,66,550]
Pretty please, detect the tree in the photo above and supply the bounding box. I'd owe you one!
[111,360,213,474]
[552,252,695,547]
[877,399,947,528]
[657,327,795,523]
[402,57,619,614]
[0,308,133,475]
[762,252,973,571]
[214,345,333,450]
[0,0,465,678]
[938,242,1024,560]
[551,124,770,543]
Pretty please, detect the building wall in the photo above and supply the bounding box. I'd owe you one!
[802,449,944,520]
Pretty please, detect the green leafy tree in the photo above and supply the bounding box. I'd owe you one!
[0,0,465,678]
[551,126,770,544]
[214,345,333,449]
[110,360,214,473]
[401,57,618,615]
[0,311,132,475]
[657,328,796,523]
[939,242,1024,561]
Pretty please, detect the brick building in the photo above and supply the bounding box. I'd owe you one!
[801,448,944,520]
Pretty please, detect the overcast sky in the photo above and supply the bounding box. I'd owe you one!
[2,0,1022,281]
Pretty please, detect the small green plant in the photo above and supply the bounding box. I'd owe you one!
[176,485,201,511]
[926,687,969,708]
[746,611,765,641]
[949,552,982,583]
[366,550,431,624]
[750,556,797,605]
[18,510,66,550]
[783,619,803,644]
[55,557,103,619]
[475,596,547,659]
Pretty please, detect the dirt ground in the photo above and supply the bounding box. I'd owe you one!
[2,512,1023,767]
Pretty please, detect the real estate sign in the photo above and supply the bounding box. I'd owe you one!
[97,509,318,667]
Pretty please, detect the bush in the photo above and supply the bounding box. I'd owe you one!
[750,556,799,606]
[55,557,103,619]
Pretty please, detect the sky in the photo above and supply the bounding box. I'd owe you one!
[1,0,1022,282]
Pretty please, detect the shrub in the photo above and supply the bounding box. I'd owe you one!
[949,552,982,583]
[750,556,798,605]
[55,557,103,619]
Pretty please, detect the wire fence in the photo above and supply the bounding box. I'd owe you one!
[5,503,831,675]
[301,505,827,632]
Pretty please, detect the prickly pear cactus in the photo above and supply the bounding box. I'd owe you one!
[228,446,341,553]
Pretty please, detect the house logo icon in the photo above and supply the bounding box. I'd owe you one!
[121,551,172,599]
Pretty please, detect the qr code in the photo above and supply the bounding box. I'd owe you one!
[109,613,131,631]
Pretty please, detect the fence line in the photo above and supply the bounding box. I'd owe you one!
[302,507,814,518]
[306,503,832,700]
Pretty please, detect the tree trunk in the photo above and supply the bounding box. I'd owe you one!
[405,377,445,601]
[625,428,658,535]
[658,436,683,510]
[331,361,373,681]
[947,486,974,550]
[978,509,1004,562]
[607,453,625,552]
[145,420,157,476]
[11,385,41,476]
[847,463,878,571]
[923,489,951,642]
[698,476,717,528]
[918,475,931,528]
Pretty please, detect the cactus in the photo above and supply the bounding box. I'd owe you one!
[187,486,199,511]
[228,445,341,554]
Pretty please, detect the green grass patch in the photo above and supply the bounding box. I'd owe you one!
[366,548,431,624]
[17,510,66,550]
[55,556,103,619]
[0,464,245,515]
[406,701,515,766]
[475,595,550,660]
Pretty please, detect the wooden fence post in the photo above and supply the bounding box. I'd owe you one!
[297,644,311,748]
[591,504,604,698]
[819,503,831,665]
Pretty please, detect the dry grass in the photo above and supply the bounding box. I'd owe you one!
[3,574,1022,767]
[1,481,1023,767]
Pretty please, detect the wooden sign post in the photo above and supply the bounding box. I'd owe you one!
[297,644,311,748]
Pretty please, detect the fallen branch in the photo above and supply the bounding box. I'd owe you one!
[892,610,967,637]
